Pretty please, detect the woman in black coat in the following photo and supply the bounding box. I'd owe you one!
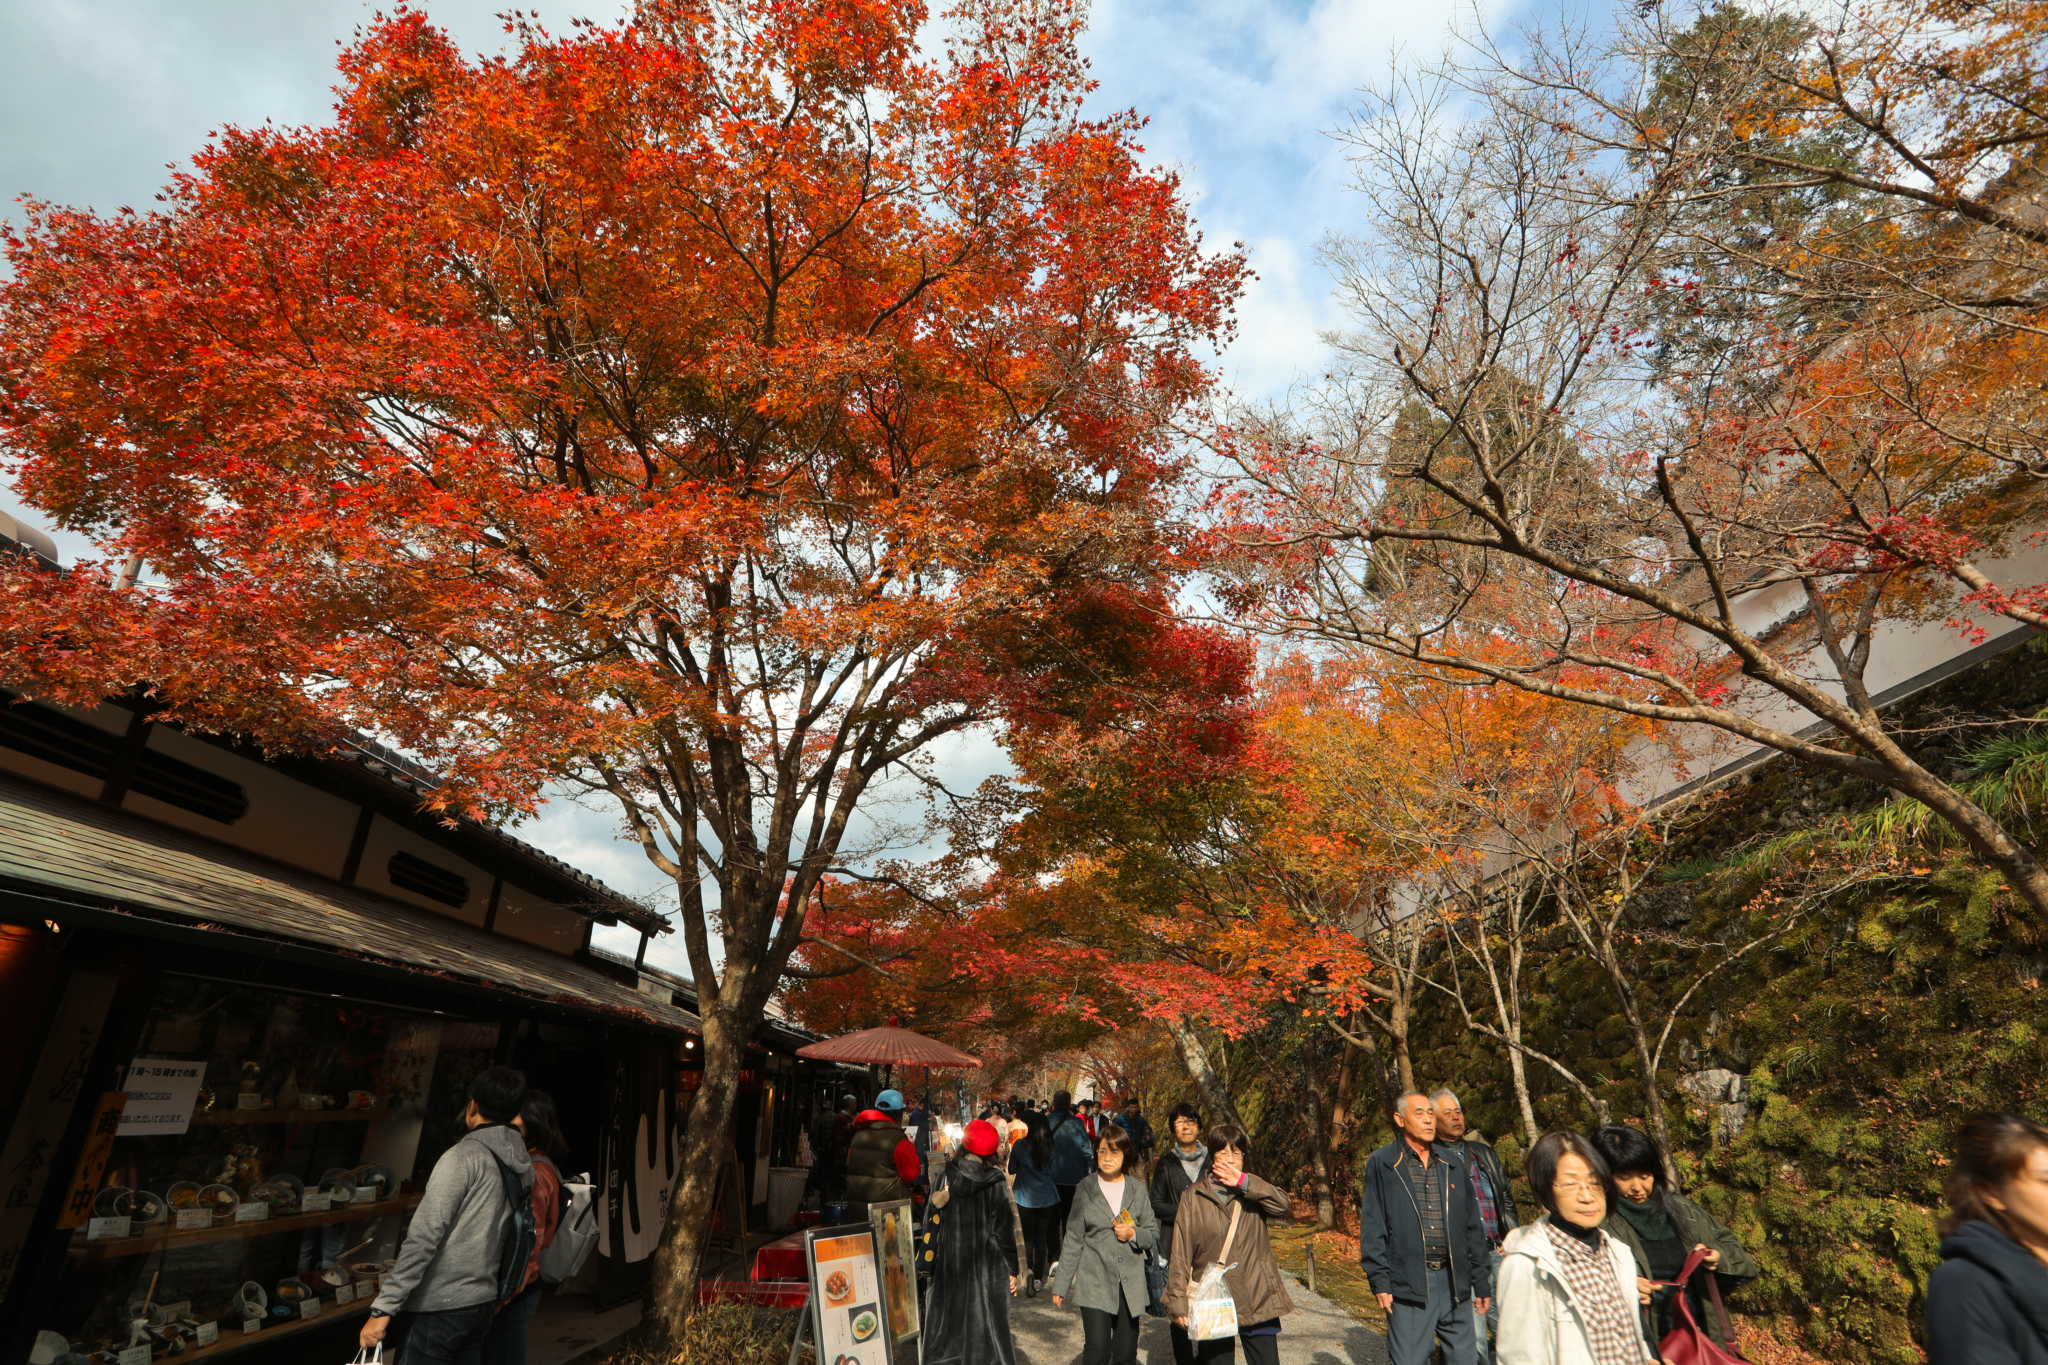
[923,1119,1026,1365]
[1927,1112,2048,1365]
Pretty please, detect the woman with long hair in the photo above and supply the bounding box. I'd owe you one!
[924,1119,1025,1365]
[1159,1124,1293,1365]
[481,1089,569,1365]
[1008,1107,1061,1296]
[1494,1130,1656,1365]
[1591,1125,1756,1352]
[1051,1127,1160,1365]
[1926,1112,2048,1364]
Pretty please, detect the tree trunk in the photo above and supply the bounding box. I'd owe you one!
[1164,1015,1241,1130]
[1597,942,1680,1185]
[1504,1033,1539,1146]
[1389,993,1416,1097]
[1325,1034,1361,1208]
[641,1001,750,1349]
[1305,1063,1336,1230]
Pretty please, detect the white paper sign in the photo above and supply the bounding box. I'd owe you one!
[334,1283,355,1304]
[300,1300,321,1320]
[234,1202,267,1223]
[354,1187,377,1205]
[175,1208,209,1231]
[302,1191,330,1213]
[241,1318,262,1336]
[117,1346,149,1365]
[85,1216,128,1241]
[236,1092,262,1110]
[195,1322,218,1346]
[120,1059,206,1135]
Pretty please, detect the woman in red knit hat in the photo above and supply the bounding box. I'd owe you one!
[922,1118,1026,1365]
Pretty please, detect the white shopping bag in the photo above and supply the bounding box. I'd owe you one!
[1183,1203,1244,1343]
[350,1346,382,1364]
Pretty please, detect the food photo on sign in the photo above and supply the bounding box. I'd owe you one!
[806,1226,889,1365]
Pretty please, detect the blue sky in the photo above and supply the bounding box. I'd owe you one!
[0,0,1523,972]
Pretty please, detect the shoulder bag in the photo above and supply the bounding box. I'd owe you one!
[1653,1246,1752,1365]
[1183,1200,1244,1343]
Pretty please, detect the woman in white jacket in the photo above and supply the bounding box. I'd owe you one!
[1494,1131,1658,1365]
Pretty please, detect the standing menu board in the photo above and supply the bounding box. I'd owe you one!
[805,1225,890,1365]
[867,1199,920,1346]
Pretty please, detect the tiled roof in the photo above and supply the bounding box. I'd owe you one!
[0,770,697,1033]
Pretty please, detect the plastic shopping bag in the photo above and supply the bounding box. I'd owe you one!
[1186,1262,1239,1342]
[350,1347,383,1365]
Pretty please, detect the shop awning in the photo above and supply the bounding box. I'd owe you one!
[0,771,698,1033]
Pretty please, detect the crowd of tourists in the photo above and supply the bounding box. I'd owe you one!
[347,1066,2048,1365]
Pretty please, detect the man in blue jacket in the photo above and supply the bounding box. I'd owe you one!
[1359,1091,1492,1365]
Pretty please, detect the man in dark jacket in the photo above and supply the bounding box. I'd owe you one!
[1119,1101,1155,1168]
[1045,1090,1094,1249]
[1432,1089,1516,1365]
[1148,1102,1210,1354]
[1359,1091,1492,1365]
[844,1090,921,1220]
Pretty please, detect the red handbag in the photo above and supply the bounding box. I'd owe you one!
[1653,1246,1751,1365]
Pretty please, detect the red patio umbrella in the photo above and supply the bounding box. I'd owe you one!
[795,1024,981,1069]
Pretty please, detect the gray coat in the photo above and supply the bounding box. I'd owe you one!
[373,1123,533,1315]
[1049,1174,1159,1314]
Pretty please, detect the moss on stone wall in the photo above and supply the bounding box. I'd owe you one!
[1390,636,2048,1364]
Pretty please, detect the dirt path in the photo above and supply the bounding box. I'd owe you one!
[1007,1269,1391,1365]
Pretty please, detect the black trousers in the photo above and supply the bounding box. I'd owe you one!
[1019,1204,1060,1281]
[1055,1183,1078,1251]
[1079,1302,1141,1365]
[1189,1331,1281,1365]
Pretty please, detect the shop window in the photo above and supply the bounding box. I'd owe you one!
[129,749,251,824]
[31,976,495,1360]
[0,698,121,780]
[387,850,469,908]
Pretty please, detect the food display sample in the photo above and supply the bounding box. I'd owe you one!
[32,974,495,1362]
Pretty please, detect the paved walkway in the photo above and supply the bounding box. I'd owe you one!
[1010,1271,1391,1365]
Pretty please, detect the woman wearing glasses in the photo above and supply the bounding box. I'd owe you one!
[1494,1130,1658,1365]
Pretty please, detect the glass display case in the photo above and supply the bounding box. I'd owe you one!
[32,975,500,1363]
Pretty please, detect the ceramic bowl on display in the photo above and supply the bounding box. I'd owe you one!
[318,1174,355,1205]
[90,1188,132,1219]
[197,1183,239,1222]
[351,1164,397,1201]
[348,1262,384,1282]
[346,1090,376,1109]
[128,1190,167,1225]
[273,1279,311,1303]
[267,1172,305,1202]
[165,1181,201,1210]
[123,1301,165,1328]
[249,1181,296,1216]
[235,1282,266,1317]
[304,1266,350,1289]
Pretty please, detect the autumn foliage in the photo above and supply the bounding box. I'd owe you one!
[0,0,1243,1343]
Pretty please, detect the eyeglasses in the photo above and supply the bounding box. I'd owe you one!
[1554,1181,1604,1196]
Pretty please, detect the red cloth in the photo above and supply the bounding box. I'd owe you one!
[892,1135,921,1183]
[517,1153,563,1295]
[752,1231,808,1282]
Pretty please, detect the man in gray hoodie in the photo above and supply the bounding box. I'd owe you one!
[362,1066,534,1364]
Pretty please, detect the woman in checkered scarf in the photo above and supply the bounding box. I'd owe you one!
[1493,1131,1658,1365]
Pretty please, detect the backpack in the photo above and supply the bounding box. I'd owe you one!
[538,1165,600,1286]
[482,1143,538,1306]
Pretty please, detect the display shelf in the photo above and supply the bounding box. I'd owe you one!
[191,1106,395,1125]
[179,1299,372,1363]
[68,1193,422,1259]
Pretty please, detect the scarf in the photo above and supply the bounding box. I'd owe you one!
[1617,1195,1677,1243]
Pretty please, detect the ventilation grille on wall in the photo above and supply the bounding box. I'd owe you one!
[0,700,121,779]
[0,698,249,824]
[129,750,250,824]
[388,850,470,908]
